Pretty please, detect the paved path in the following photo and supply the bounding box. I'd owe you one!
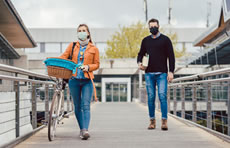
[15,103,230,148]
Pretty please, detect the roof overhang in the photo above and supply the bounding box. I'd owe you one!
[190,37,230,65]
[193,7,226,46]
[0,0,36,48]
[0,33,20,59]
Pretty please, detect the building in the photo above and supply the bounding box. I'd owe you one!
[0,0,36,67]
[24,27,205,102]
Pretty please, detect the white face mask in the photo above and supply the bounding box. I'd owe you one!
[77,32,88,41]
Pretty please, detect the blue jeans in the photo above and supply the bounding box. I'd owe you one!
[68,77,93,130]
[145,73,168,119]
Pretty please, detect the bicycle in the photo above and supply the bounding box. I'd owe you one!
[44,58,82,141]
[48,78,69,141]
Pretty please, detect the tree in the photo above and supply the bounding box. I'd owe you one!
[105,22,186,59]
[106,22,149,58]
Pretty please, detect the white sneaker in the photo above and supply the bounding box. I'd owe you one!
[81,130,90,140]
[79,130,83,138]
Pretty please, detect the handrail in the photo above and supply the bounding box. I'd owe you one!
[169,77,230,87]
[0,63,50,79]
[172,67,230,82]
[0,64,73,147]
[0,75,55,85]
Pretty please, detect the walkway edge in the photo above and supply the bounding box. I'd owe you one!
[0,125,46,148]
[168,113,230,143]
[1,111,75,148]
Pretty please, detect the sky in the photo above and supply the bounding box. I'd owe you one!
[11,0,222,28]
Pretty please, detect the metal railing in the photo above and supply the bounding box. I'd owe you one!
[139,67,230,138]
[0,64,74,147]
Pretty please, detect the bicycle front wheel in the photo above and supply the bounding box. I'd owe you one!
[48,91,59,141]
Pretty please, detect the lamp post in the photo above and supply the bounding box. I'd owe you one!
[143,0,148,22]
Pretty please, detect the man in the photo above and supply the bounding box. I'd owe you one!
[137,18,175,130]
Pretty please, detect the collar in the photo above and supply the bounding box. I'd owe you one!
[151,32,161,39]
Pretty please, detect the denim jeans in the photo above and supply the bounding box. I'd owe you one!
[68,77,93,130]
[145,73,168,119]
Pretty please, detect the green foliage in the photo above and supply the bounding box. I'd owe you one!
[105,22,186,59]
[106,21,149,58]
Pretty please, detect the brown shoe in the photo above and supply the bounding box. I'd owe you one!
[148,119,156,130]
[161,119,168,130]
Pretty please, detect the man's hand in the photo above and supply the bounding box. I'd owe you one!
[167,72,174,82]
[138,63,146,71]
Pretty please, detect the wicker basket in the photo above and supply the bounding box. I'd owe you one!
[47,66,72,79]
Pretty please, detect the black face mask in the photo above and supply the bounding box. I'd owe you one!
[150,27,159,35]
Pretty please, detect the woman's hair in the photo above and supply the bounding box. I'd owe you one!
[77,24,93,43]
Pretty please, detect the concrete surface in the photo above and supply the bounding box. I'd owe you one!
[15,102,230,148]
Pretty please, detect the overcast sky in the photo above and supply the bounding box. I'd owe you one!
[11,0,222,28]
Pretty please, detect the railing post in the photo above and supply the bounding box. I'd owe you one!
[228,81,230,136]
[167,87,171,114]
[45,84,49,123]
[14,81,20,137]
[192,85,197,122]
[71,96,74,111]
[181,85,185,119]
[173,87,177,115]
[207,83,212,129]
[67,87,70,112]
[32,83,37,129]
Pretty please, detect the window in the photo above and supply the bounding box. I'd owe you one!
[225,0,230,12]
[40,43,45,53]
[45,43,61,53]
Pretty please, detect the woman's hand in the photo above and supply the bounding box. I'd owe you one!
[82,65,89,72]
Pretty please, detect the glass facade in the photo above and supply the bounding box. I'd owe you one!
[24,41,200,58]
[105,82,128,102]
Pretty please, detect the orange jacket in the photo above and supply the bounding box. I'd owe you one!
[60,42,100,79]
[60,42,100,101]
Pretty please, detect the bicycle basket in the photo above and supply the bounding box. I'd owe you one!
[44,57,80,79]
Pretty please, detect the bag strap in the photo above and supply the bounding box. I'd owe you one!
[87,72,98,102]
[69,42,76,60]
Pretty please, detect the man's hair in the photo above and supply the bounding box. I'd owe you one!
[148,18,159,26]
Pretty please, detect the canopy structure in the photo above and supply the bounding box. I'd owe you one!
[0,0,36,59]
[190,0,230,66]
[0,33,20,59]
[190,38,230,65]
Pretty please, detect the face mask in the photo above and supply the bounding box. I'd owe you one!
[77,32,88,41]
[150,27,159,35]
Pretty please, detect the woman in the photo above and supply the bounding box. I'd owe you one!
[60,24,100,140]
